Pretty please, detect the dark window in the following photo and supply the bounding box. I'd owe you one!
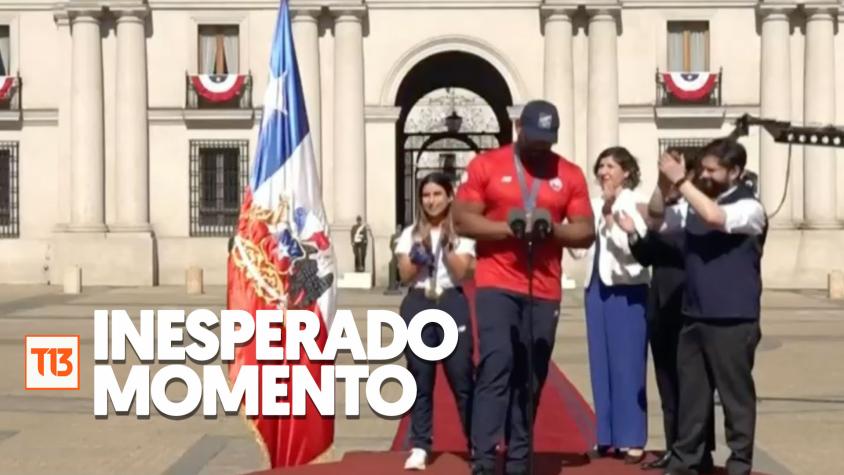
[198,25,239,75]
[0,25,9,77]
[667,21,709,72]
[0,141,19,238]
[189,140,248,237]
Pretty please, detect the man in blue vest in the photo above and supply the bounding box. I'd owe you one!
[619,148,716,472]
[647,138,767,475]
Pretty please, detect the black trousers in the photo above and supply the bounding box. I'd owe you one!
[400,288,475,453]
[647,293,716,454]
[471,289,560,473]
[669,318,762,475]
[353,242,366,272]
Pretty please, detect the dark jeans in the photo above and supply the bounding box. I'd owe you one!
[471,288,560,473]
[669,318,761,475]
[400,287,475,453]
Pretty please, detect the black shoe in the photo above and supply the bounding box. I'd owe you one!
[624,450,646,465]
[586,445,611,460]
[642,451,671,469]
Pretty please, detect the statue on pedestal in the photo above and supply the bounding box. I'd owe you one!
[350,215,369,273]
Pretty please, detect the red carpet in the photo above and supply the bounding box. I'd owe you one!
[247,282,771,475]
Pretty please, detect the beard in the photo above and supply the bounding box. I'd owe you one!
[696,177,728,198]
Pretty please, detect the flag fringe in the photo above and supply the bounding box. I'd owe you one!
[308,443,336,464]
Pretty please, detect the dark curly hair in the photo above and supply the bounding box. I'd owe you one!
[593,146,641,189]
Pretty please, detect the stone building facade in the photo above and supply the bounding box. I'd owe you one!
[0,0,842,288]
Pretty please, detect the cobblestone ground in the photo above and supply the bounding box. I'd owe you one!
[0,285,841,475]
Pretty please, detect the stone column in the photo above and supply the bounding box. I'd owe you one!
[113,6,151,232]
[69,9,106,232]
[331,8,366,226]
[803,6,838,228]
[759,5,794,228]
[292,8,323,179]
[53,10,72,228]
[542,8,576,159]
[586,8,619,171]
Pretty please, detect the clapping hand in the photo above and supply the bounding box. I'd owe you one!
[615,210,637,234]
[658,151,686,185]
[409,242,433,267]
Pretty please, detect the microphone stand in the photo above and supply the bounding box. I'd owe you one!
[524,232,537,475]
[508,209,549,475]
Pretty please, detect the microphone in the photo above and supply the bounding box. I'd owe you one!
[531,208,552,240]
[507,208,527,239]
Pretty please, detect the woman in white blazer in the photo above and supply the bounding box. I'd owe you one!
[573,146,651,464]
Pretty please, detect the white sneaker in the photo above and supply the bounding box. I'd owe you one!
[403,448,427,470]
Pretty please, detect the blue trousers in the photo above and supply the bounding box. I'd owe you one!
[400,288,474,453]
[585,277,649,448]
[471,289,560,473]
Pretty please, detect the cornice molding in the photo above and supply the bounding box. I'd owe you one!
[147,0,324,10]
[365,105,401,122]
[620,0,757,7]
[0,0,785,10]
[367,0,539,8]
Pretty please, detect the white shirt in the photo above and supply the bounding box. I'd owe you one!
[661,187,766,236]
[572,188,651,287]
[394,225,476,290]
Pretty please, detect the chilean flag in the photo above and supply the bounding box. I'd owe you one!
[226,0,336,467]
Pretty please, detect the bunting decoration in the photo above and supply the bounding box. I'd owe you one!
[190,74,247,102]
[662,72,717,102]
[0,76,17,101]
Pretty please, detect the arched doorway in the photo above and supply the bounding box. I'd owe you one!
[394,51,514,226]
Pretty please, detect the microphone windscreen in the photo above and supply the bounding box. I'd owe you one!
[508,208,527,225]
[507,208,527,238]
[532,208,551,226]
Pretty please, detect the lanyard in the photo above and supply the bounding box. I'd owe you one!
[426,233,444,298]
[513,150,542,212]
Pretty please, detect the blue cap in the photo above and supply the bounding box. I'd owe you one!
[519,100,559,144]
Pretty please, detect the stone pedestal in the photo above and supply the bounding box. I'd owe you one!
[829,271,844,299]
[761,229,844,289]
[64,266,81,294]
[338,272,373,289]
[186,266,204,295]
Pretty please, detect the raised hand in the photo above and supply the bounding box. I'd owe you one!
[658,151,686,185]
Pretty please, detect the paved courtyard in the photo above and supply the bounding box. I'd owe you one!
[0,284,842,475]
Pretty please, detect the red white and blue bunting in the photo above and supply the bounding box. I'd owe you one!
[662,72,717,102]
[190,74,246,103]
[0,76,17,101]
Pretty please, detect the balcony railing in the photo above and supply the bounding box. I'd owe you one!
[186,72,252,110]
[0,75,21,112]
[656,68,722,107]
